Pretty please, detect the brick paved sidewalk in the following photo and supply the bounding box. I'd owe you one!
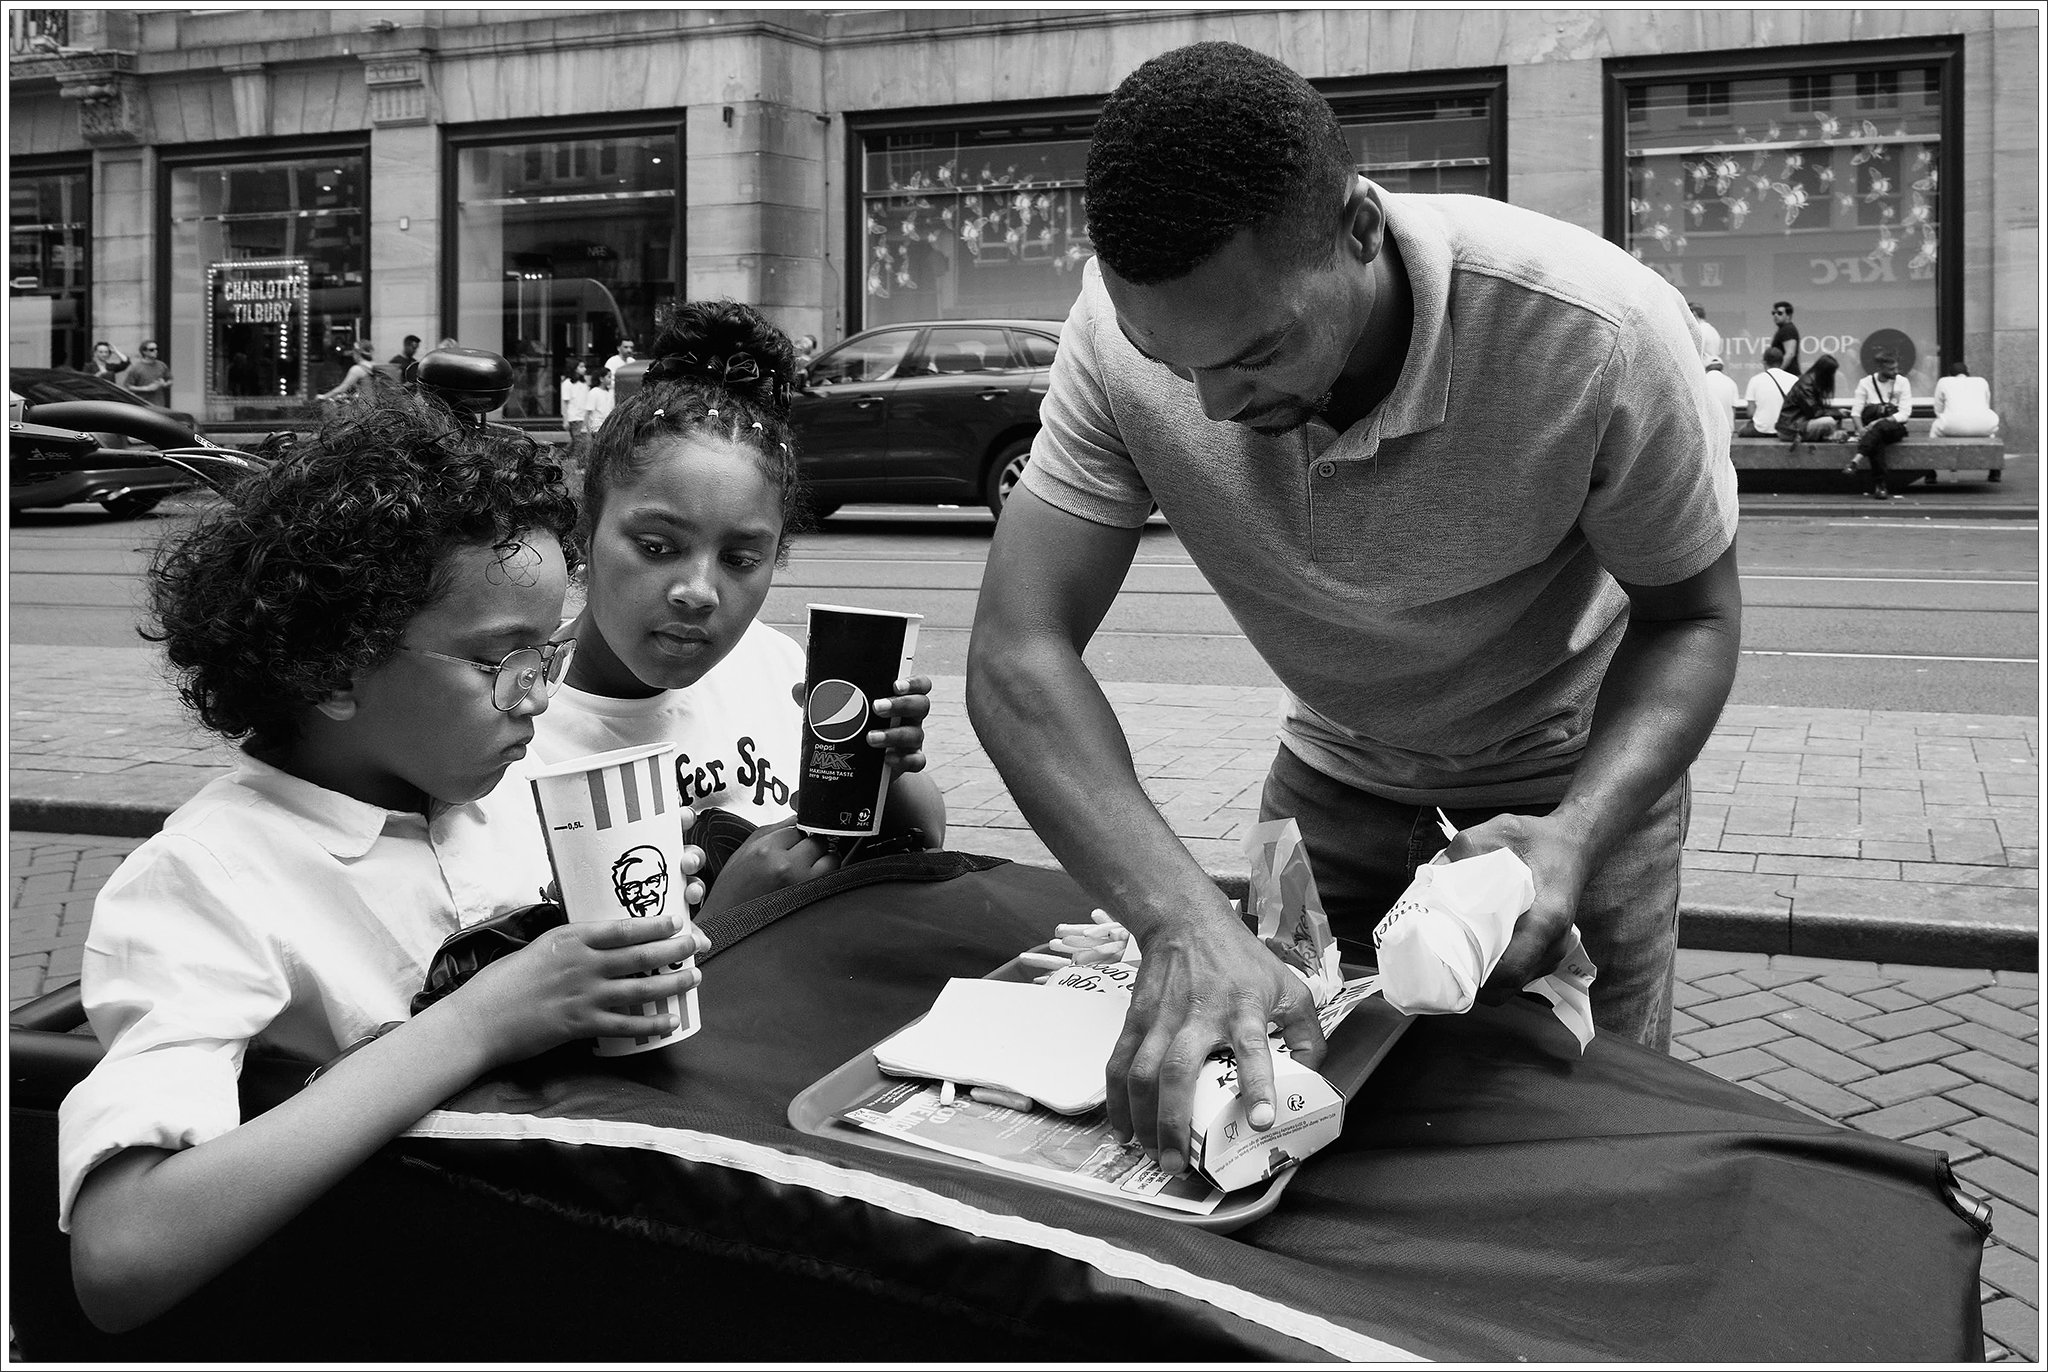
[10,830,2039,1358]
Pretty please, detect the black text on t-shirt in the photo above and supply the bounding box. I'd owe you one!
[677,736,792,810]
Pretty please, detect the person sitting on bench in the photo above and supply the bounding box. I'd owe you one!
[1930,358,2000,439]
[1774,353,1842,444]
[1739,345,1795,438]
[1849,350,1913,501]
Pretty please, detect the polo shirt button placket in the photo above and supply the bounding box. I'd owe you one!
[1317,460,1337,478]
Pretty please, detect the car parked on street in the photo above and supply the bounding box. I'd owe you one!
[789,318,1062,518]
[8,367,205,518]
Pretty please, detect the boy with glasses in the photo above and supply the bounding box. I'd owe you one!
[59,390,707,1333]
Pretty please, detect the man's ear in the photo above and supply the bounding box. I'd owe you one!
[313,686,359,722]
[1341,179,1388,268]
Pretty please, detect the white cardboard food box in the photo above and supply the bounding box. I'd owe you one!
[1185,1045,1345,1192]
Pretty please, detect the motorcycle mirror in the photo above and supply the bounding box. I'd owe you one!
[415,347,515,420]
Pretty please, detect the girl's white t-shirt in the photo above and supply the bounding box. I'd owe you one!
[529,618,807,825]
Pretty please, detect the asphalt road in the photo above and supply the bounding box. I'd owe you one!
[8,499,2039,716]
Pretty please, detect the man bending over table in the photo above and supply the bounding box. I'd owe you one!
[966,42,1741,1179]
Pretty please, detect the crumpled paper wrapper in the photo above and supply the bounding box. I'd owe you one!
[1240,817,1344,1007]
[1371,846,1598,1052]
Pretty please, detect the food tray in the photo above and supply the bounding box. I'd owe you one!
[788,954,1412,1232]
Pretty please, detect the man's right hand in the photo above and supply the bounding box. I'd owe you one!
[1106,903,1327,1175]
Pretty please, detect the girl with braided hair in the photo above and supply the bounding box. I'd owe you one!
[504,300,946,916]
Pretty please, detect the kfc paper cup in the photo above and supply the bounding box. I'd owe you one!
[797,604,921,838]
[528,742,699,1056]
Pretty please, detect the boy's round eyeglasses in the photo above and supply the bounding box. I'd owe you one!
[402,638,576,712]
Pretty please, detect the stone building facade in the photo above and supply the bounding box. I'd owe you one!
[9,7,2038,446]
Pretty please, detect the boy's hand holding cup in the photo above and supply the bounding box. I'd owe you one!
[526,742,707,1055]
[458,911,706,1068]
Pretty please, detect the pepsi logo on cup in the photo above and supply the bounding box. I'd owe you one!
[798,604,921,838]
[806,678,870,745]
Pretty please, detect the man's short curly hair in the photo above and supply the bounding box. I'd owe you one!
[1085,41,1356,286]
[143,390,579,748]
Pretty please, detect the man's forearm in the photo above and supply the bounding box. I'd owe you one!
[1553,564,1741,862]
[967,638,1232,939]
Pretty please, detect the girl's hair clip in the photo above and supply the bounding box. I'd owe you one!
[751,420,764,431]
[707,406,720,418]
[652,408,665,418]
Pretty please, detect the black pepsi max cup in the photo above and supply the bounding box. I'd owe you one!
[797,604,922,837]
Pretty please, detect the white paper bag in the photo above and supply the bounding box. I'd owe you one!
[1372,847,1598,1051]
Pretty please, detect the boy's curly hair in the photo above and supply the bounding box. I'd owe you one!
[582,299,812,562]
[1085,42,1356,286]
[144,389,579,748]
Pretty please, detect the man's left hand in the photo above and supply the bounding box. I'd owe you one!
[1442,811,1595,998]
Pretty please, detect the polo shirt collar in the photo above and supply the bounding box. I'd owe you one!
[1369,186,1454,441]
[231,751,464,858]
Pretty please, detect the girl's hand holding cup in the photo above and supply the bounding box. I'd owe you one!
[787,675,935,776]
[870,676,934,776]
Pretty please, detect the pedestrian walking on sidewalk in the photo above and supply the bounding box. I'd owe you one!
[86,341,129,383]
[968,41,1740,1178]
[121,341,171,409]
[390,335,423,386]
[1768,300,1801,375]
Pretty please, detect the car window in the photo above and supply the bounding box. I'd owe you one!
[807,331,915,386]
[1011,331,1059,368]
[904,326,1016,378]
[9,370,137,405]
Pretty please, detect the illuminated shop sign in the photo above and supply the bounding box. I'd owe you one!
[204,257,310,406]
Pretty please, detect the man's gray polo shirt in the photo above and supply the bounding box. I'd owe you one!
[1021,189,1739,807]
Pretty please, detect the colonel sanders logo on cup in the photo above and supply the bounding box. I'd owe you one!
[806,678,870,745]
[610,845,669,919]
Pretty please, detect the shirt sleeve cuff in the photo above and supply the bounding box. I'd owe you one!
[57,1044,243,1233]
[1018,450,1156,529]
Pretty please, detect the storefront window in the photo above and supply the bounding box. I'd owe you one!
[451,128,680,419]
[859,118,1096,330]
[1336,90,1498,197]
[854,85,1501,331]
[8,165,89,370]
[1617,51,1952,397]
[166,152,367,421]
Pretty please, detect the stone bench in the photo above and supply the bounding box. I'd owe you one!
[1730,416,2004,480]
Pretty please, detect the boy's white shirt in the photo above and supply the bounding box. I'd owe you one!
[56,754,546,1231]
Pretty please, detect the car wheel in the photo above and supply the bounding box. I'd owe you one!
[99,492,164,519]
[984,437,1033,518]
